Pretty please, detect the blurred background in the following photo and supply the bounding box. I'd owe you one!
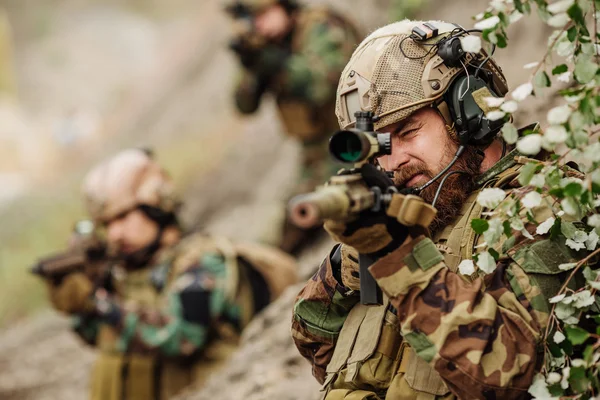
[0,0,557,399]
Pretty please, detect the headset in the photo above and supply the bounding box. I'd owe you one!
[398,24,505,200]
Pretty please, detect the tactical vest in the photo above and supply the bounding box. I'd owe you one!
[321,152,565,400]
[90,234,297,400]
[275,7,360,142]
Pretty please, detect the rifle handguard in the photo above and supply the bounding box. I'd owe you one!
[386,194,437,228]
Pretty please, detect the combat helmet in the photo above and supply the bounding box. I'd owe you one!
[82,148,179,225]
[336,20,509,146]
[224,0,298,16]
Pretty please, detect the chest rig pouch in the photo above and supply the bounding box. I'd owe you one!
[321,299,451,400]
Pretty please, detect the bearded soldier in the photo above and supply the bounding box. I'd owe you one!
[225,0,361,253]
[291,20,589,399]
[42,148,297,399]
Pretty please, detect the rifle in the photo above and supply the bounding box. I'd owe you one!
[31,220,109,286]
[289,111,395,305]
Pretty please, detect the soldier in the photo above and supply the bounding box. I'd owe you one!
[42,148,297,400]
[291,20,587,399]
[225,0,361,253]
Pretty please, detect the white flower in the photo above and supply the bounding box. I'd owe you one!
[571,359,586,367]
[474,16,500,30]
[490,0,508,11]
[510,12,523,24]
[557,210,565,217]
[547,105,572,124]
[511,217,525,231]
[483,96,505,107]
[586,230,599,250]
[545,126,568,143]
[559,262,577,270]
[501,100,518,113]
[477,188,506,208]
[553,331,566,344]
[546,372,562,385]
[557,71,572,82]
[548,13,570,28]
[522,229,535,240]
[528,374,559,400]
[561,367,570,389]
[549,293,566,303]
[523,62,539,70]
[512,82,533,101]
[587,214,600,228]
[522,191,542,209]
[566,239,586,250]
[486,110,506,121]
[517,134,542,155]
[561,197,579,217]
[588,280,600,290]
[536,217,555,235]
[547,0,575,14]
[573,290,595,308]
[460,35,482,53]
[573,230,588,242]
[458,259,475,275]
[530,174,545,188]
[476,251,497,274]
[484,218,504,246]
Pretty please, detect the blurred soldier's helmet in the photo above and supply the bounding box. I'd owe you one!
[335,20,509,135]
[224,0,298,15]
[82,149,179,224]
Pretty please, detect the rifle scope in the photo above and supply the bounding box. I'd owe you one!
[328,112,391,164]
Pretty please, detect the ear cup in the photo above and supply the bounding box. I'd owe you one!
[444,74,504,146]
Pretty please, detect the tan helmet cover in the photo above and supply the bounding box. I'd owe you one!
[226,0,280,15]
[82,149,179,223]
[335,19,508,130]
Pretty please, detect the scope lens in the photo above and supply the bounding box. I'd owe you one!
[329,131,363,163]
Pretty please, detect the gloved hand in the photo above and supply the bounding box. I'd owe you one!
[324,164,409,258]
[47,272,95,314]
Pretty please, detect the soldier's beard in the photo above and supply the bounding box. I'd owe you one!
[392,145,483,235]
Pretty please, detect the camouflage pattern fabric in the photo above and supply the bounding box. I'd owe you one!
[234,7,359,117]
[73,242,241,357]
[291,151,585,399]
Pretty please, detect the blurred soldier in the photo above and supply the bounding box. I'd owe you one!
[40,148,297,399]
[291,20,587,399]
[225,0,361,253]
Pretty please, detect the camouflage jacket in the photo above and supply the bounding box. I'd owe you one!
[291,150,587,399]
[233,6,360,115]
[73,233,248,359]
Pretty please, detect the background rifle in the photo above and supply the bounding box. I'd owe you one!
[31,220,109,286]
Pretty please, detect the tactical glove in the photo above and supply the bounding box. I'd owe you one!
[47,272,96,314]
[324,164,410,258]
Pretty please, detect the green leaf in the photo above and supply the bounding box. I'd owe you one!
[471,219,489,234]
[580,190,592,205]
[564,182,583,197]
[568,366,590,393]
[513,0,524,13]
[496,33,507,48]
[565,325,590,345]
[561,220,577,239]
[567,3,585,25]
[552,64,569,75]
[488,248,500,261]
[550,218,562,239]
[534,70,551,89]
[575,55,599,84]
[583,344,594,363]
[592,182,600,194]
[568,26,578,42]
[518,163,537,186]
[503,220,512,237]
[526,211,537,223]
[549,187,565,198]
[548,383,564,397]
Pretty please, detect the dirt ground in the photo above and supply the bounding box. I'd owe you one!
[0,0,561,398]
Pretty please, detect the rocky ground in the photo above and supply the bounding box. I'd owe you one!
[0,0,560,398]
